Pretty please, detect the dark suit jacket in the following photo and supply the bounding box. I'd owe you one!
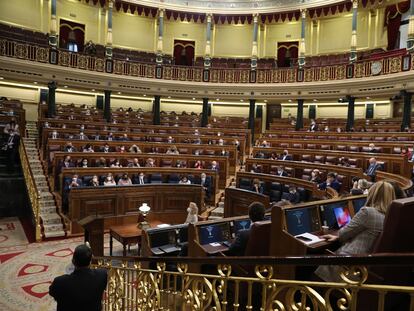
[227,229,250,256]
[280,154,293,161]
[365,163,381,177]
[49,268,107,311]
[319,180,341,192]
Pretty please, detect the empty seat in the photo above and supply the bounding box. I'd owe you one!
[307,144,316,149]
[314,155,325,163]
[349,146,360,152]
[293,143,303,149]
[320,145,330,150]
[301,154,313,162]
[161,159,172,167]
[239,178,251,190]
[325,156,338,165]
[336,145,347,151]
[150,173,163,184]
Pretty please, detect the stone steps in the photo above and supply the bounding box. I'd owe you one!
[44,230,66,239]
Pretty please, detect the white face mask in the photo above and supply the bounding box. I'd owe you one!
[107,177,112,181]
[187,208,191,213]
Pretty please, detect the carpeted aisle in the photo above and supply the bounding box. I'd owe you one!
[0,218,29,248]
[0,220,129,311]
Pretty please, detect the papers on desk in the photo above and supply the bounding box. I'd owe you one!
[295,232,325,245]
[156,224,170,228]
[209,242,221,247]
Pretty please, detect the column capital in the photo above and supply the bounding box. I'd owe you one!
[352,0,358,9]
[253,13,259,23]
[158,8,165,17]
[300,8,307,18]
[48,81,57,89]
[108,0,114,9]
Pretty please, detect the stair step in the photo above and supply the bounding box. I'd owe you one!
[40,206,57,213]
[44,230,66,238]
[41,216,62,225]
[39,200,56,207]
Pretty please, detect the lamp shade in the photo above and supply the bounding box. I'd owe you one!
[139,203,151,213]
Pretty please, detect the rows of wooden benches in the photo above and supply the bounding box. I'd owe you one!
[251,146,410,178]
[51,152,230,189]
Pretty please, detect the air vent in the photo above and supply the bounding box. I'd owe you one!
[358,86,394,91]
[0,68,42,77]
[118,84,150,90]
[64,77,100,85]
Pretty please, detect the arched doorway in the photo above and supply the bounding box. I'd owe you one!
[277,41,298,68]
[173,40,195,66]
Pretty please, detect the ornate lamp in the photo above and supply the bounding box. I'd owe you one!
[137,203,151,229]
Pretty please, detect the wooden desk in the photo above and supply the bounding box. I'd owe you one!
[200,243,229,255]
[110,221,162,256]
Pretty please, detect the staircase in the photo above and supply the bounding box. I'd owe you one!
[25,122,65,238]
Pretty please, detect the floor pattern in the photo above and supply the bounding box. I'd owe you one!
[0,222,128,311]
[0,217,29,248]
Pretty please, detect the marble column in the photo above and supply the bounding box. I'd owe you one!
[47,81,57,118]
[204,14,213,68]
[407,0,414,51]
[296,99,304,130]
[346,96,355,132]
[104,90,111,122]
[401,90,412,131]
[49,0,57,47]
[201,98,209,127]
[156,9,165,64]
[153,95,161,125]
[105,0,114,58]
[349,0,358,63]
[251,14,259,69]
[298,9,307,68]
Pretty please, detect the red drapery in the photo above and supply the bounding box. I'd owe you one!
[277,42,298,67]
[59,19,85,52]
[173,40,195,66]
[384,1,410,50]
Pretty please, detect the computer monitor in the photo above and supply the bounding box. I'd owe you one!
[148,230,176,248]
[285,206,320,236]
[320,201,348,229]
[334,206,351,228]
[352,198,366,214]
[198,222,231,245]
[232,219,251,236]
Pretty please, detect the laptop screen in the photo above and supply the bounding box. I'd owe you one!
[334,206,351,228]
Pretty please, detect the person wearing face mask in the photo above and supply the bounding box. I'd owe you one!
[82,144,94,153]
[100,144,110,153]
[167,136,174,144]
[129,145,142,153]
[69,174,82,189]
[179,176,191,185]
[309,169,322,183]
[318,172,341,192]
[194,160,203,169]
[185,202,198,224]
[78,131,88,140]
[64,142,76,153]
[89,175,100,187]
[136,172,147,185]
[282,186,300,204]
[198,173,211,199]
[128,158,140,168]
[51,130,58,139]
[218,139,224,146]
[79,158,88,168]
[118,173,132,186]
[106,132,114,141]
[103,174,116,186]
[111,159,122,168]
[96,157,107,168]
[276,166,288,177]
[251,178,264,194]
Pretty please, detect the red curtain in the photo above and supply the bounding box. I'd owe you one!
[277,42,298,67]
[384,1,410,50]
[173,40,195,66]
[59,19,85,52]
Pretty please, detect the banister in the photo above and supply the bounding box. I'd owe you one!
[19,139,42,241]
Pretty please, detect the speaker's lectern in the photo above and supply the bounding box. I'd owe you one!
[78,215,105,256]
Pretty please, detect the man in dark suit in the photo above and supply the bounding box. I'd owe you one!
[99,143,111,153]
[275,166,288,177]
[226,202,266,256]
[49,244,107,311]
[365,157,382,181]
[318,172,341,193]
[282,186,301,204]
[64,142,76,152]
[198,172,211,199]
[279,149,293,161]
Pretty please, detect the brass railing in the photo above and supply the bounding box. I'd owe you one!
[0,38,411,84]
[93,254,414,311]
[19,139,42,241]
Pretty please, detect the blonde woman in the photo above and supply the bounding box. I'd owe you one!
[185,202,198,224]
[315,181,395,282]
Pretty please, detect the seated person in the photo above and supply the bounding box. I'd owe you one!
[77,131,88,140]
[89,175,100,187]
[351,178,370,195]
[365,157,382,182]
[110,159,122,168]
[209,160,219,171]
[282,186,300,204]
[64,142,76,152]
[338,157,351,167]
[103,173,116,186]
[82,144,94,153]
[275,166,288,177]
[136,172,148,185]
[167,136,174,143]
[100,143,111,153]
[96,157,107,168]
[309,169,322,183]
[50,130,58,139]
[279,149,292,161]
[309,119,318,132]
[318,172,341,192]
[129,144,142,153]
[145,158,155,167]
[68,174,82,189]
[179,176,191,185]
[117,173,132,186]
[251,178,264,194]
[194,160,203,169]
[166,146,179,155]
[367,143,378,153]
[226,202,266,256]
[117,145,126,153]
[315,181,395,282]
[128,158,140,168]
[184,202,198,224]
[60,155,74,170]
[79,158,88,168]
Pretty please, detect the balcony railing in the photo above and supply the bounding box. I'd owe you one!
[92,254,414,310]
[0,38,411,84]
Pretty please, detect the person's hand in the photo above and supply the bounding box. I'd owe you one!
[321,234,339,242]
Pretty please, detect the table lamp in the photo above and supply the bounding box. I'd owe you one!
[137,203,151,229]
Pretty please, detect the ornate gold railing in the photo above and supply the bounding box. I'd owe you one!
[0,38,411,84]
[93,254,414,310]
[19,139,42,241]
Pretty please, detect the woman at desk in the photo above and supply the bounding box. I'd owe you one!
[315,181,395,282]
[185,202,198,224]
